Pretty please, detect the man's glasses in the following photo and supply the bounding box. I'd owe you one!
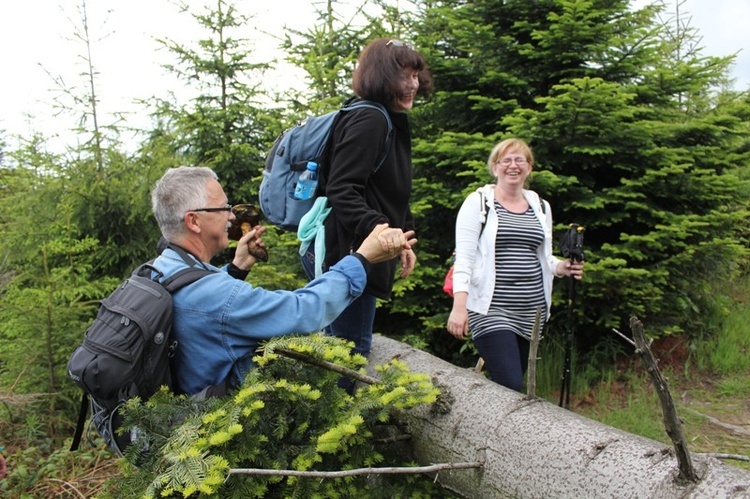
[190,204,233,213]
[498,157,528,166]
[386,39,414,50]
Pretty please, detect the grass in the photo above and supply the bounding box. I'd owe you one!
[695,302,750,375]
[537,277,750,470]
[716,376,750,398]
[546,364,750,470]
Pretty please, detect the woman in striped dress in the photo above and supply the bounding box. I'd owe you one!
[446,138,584,391]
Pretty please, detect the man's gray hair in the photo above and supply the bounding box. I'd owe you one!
[151,166,219,241]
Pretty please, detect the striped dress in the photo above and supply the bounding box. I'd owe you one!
[468,201,546,341]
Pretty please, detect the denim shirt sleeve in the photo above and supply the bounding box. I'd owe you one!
[221,254,367,340]
[159,251,366,394]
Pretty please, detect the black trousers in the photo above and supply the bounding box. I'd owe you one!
[473,330,530,392]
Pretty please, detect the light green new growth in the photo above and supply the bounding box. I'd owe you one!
[116,335,441,498]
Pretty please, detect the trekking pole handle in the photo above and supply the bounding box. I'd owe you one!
[560,223,585,263]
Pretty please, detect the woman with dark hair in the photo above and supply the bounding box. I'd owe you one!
[301,38,432,390]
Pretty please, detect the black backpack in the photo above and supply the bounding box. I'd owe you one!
[67,246,213,455]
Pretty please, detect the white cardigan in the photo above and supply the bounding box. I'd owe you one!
[452,185,563,316]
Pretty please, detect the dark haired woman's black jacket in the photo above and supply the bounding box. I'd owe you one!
[322,104,415,299]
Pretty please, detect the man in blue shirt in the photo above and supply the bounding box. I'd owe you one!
[149,166,415,395]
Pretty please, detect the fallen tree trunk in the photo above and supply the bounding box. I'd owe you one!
[367,335,750,499]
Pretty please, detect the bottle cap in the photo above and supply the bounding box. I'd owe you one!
[307,161,318,170]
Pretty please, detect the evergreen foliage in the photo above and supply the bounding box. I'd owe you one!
[146,0,280,205]
[0,0,749,494]
[0,141,134,428]
[106,335,441,498]
[402,0,750,361]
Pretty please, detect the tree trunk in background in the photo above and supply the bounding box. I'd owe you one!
[368,335,750,499]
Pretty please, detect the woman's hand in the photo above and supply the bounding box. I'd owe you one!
[447,297,469,339]
[557,259,584,280]
[399,248,417,278]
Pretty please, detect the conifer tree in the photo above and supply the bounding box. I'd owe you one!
[107,335,441,498]
[407,0,749,357]
[146,0,279,204]
[0,1,165,429]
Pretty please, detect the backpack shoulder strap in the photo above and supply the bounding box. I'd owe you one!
[525,190,547,215]
[141,243,215,292]
[478,188,489,236]
[162,266,214,293]
[533,191,547,215]
[167,243,203,267]
[69,391,89,451]
[162,244,215,291]
[346,100,392,127]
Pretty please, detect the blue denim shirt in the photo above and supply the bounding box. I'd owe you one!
[153,247,367,395]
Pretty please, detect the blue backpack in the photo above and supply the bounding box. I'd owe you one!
[259,99,393,231]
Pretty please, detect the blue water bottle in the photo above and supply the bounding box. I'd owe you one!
[293,161,319,200]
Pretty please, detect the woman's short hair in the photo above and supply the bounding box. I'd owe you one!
[151,166,217,241]
[353,37,433,107]
[487,138,535,173]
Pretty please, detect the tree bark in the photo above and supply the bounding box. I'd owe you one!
[367,335,750,499]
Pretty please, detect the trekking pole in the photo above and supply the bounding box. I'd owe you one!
[558,223,584,409]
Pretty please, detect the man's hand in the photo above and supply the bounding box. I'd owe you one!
[356,224,417,264]
[232,225,269,270]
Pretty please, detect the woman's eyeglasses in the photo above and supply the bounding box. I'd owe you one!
[498,157,528,166]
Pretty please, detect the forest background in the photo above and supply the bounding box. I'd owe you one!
[0,0,749,495]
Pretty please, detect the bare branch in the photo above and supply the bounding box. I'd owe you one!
[526,306,543,399]
[630,316,698,483]
[227,461,483,478]
[683,407,750,436]
[273,347,381,385]
[611,327,636,347]
[698,453,750,463]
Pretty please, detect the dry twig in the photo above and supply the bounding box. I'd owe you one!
[698,453,750,462]
[630,316,698,483]
[611,327,635,347]
[227,461,483,478]
[526,306,543,399]
[273,347,380,385]
[683,407,750,437]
